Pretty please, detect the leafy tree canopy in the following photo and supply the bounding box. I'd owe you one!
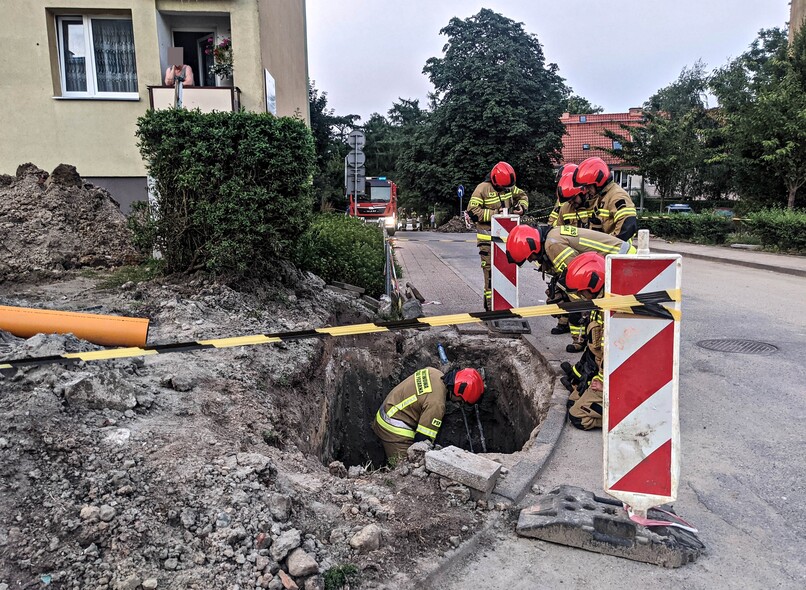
[563,94,603,114]
[401,9,569,206]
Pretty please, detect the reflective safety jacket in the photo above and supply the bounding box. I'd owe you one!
[375,367,447,443]
[467,180,529,238]
[588,181,637,240]
[539,225,636,273]
[553,200,593,228]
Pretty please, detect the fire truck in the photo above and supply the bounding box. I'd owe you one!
[348,177,398,236]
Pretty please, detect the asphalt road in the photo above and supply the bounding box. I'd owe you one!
[396,231,806,590]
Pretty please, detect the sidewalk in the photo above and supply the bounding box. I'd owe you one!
[649,238,806,277]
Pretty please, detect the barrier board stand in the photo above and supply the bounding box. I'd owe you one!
[489,214,530,334]
[516,230,704,567]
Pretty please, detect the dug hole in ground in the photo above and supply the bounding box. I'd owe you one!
[0,164,556,590]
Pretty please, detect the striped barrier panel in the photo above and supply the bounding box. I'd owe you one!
[490,215,519,311]
[603,254,683,515]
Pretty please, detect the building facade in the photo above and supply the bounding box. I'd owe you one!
[1,0,309,210]
[558,108,656,199]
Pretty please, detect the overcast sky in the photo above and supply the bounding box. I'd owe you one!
[306,0,791,122]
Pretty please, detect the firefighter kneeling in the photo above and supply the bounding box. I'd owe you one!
[372,367,484,461]
[560,252,607,431]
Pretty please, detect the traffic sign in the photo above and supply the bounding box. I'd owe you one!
[348,130,365,149]
[346,151,366,167]
[457,185,465,199]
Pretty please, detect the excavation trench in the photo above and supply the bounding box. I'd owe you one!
[300,329,554,469]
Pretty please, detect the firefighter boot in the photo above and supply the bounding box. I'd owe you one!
[551,315,571,335]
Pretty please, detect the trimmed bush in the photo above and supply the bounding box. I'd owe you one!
[295,215,386,297]
[638,213,733,244]
[744,208,806,253]
[136,109,315,276]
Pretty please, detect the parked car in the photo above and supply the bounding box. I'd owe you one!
[665,204,693,214]
[713,207,734,218]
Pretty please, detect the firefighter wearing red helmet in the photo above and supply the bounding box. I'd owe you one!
[466,162,529,310]
[372,367,484,461]
[573,157,638,242]
[558,252,607,431]
[549,164,595,347]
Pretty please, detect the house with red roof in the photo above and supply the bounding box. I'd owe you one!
[558,108,657,198]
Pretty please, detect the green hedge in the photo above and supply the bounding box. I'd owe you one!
[744,209,806,252]
[638,213,734,244]
[295,214,386,297]
[136,108,315,276]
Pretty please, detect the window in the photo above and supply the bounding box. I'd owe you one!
[582,144,590,150]
[56,15,138,98]
[612,140,622,151]
[579,115,587,123]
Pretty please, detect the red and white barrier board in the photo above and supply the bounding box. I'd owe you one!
[603,254,682,514]
[491,215,519,311]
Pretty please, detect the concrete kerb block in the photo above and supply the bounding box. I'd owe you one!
[425,446,502,499]
[490,334,569,504]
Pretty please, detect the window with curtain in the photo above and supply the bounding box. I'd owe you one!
[57,15,138,97]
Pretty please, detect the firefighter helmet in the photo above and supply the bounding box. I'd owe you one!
[490,161,516,191]
[556,172,583,201]
[454,368,484,404]
[554,163,577,182]
[573,157,612,188]
[565,251,606,294]
[505,224,541,266]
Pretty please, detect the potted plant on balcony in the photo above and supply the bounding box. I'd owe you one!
[206,37,233,84]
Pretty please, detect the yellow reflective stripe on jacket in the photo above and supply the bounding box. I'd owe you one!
[570,324,585,336]
[578,238,621,254]
[553,247,576,271]
[613,207,637,222]
[376,410,415,439]
[387,394,418,418]
[416,424,439,439]
[476,233,492,241]
[597,209,612,219]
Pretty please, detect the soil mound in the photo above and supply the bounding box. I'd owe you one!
[0,164,138,281]
[436,215,474,233]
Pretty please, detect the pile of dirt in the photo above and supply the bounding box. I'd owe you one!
[0,270,507,590]
[0,164,139,282]
[436,216,474,233]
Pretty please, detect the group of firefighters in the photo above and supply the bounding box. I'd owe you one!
[374,157,638,461]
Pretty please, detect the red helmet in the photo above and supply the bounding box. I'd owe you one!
[490,161,516,191]
[554,163,577,182]
[573,157,611,188]
[454,368,484,404]
[505,224,541,266]
[556,173,583,201]
[565,252,606,294]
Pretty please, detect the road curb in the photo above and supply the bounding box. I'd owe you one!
[649,244,806,278]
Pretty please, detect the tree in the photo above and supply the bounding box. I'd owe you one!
[308,81,359,209]
[710,26,806,209]
[563,94,603,114]
[401,9,568,205]
[602,62,728,203]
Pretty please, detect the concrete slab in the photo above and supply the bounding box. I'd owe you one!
[425,445,502,498]
[488,319,531,335]
[517,485,705,568]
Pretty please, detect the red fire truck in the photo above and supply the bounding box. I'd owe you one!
[348,177,398,236]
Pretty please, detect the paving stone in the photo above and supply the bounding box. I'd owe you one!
[424,445,502,498]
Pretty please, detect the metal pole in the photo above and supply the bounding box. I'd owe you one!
[353,135,359,218]
[460,405,474,453]
[474,405,487,453]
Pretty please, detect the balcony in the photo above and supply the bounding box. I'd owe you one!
[147,86,241,112]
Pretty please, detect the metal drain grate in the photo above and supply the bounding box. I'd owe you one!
[697,339,778,355]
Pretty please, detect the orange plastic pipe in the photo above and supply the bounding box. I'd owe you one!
[0,305,149,348]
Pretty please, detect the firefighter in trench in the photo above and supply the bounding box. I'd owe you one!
[466,161,529,310]
[372,367,485,461]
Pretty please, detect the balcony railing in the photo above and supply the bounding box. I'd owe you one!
[147,86,241,112]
